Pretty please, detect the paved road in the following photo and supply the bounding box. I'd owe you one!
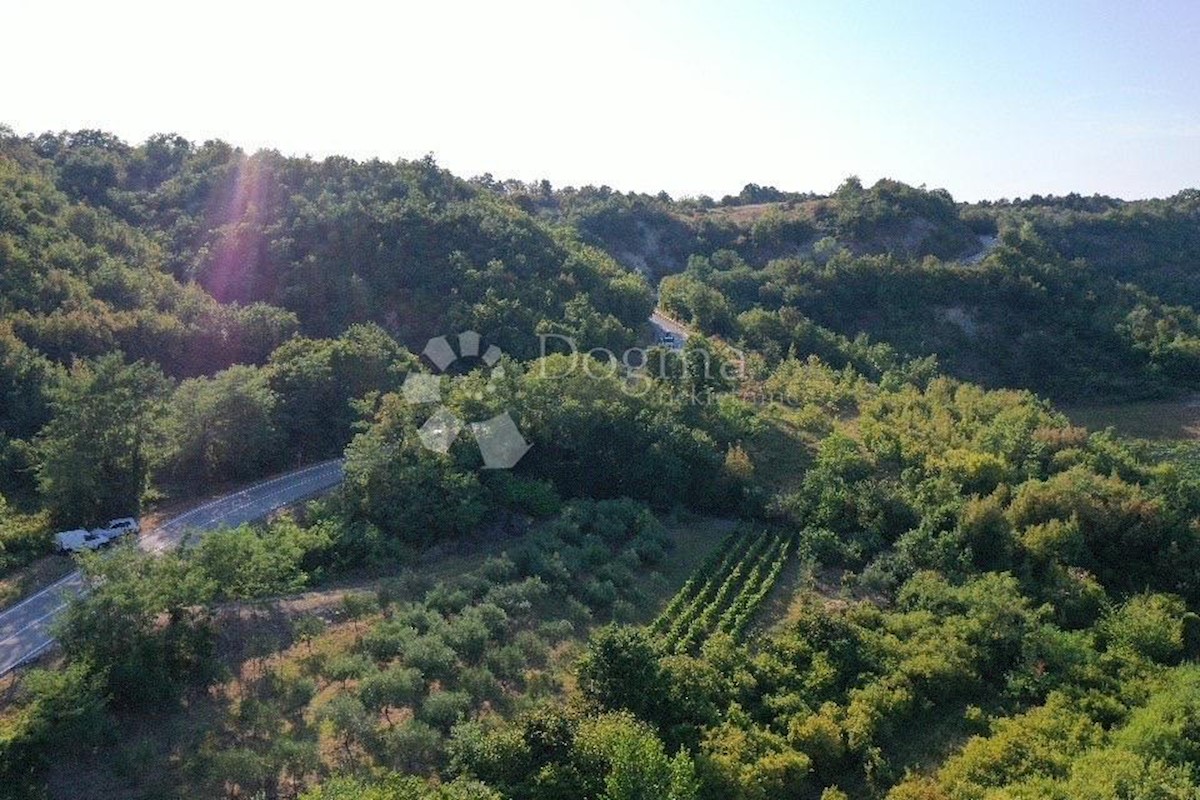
[962,233,999,267]
[0,459,345,676]
[650,310,690,348]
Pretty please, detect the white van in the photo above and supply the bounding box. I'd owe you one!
[54,517,140,554]
[55,529,111,554]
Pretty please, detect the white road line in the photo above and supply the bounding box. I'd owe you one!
[0,601,68,647]
[0,458,344,675]
[0,572,81,618]
[14,638,55,667]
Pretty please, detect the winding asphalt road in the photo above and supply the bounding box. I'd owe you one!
[0,459,345,676]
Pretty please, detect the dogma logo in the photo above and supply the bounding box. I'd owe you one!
[401,331,532,469]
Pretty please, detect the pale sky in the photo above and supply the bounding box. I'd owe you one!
[3,0,1198,201]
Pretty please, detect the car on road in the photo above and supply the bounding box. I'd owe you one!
[54,517,140,554]
[55,528,112,554]
[94,517,140,538]
[658,332,684,350]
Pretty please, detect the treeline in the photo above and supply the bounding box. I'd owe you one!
[514,174,1200,402]
[976,190,1200,308]
[2,129,654,355]
[659,232,1200,400]
[502,176,981,279]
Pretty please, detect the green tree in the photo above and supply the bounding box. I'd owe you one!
[341,394,486,546]
[301,774,502,800]
[269,327,410,461]
[0,661,108,797]
[574,712,699,800]
[190,517,330,600]
[360,665,425,726]
[36,353,169,525]
[54,546,217,708]
[163,364,282,484]
[577,625,666,725]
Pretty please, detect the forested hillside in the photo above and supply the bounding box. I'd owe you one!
[2,127,1200,800]
[520,177,1200,401]
[0,127,652,561]
[5,130,652,352]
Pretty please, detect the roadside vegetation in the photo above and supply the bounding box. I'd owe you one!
[6,350,1200,798]
[3,127,1200,799]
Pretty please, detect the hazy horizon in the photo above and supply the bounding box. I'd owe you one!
[4,0,1198,202]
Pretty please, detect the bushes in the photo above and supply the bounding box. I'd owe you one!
[360,667,425,720]
[697,716,812,800]
[448,708,698,800]
[400,636,458,683]
[364,620,420,661]
[1100,593,1194,665]
[443,614,491,664]
[420,691,473,732]
[574,712,700,800]
[324,653,374,687]
[0,662,108,797]
[897,666,1200,797]
[1113,665,1200,766]
[0,497,48,573]
[302,774,502,800]
[1007,466,1185,595]
[190,516,332,600]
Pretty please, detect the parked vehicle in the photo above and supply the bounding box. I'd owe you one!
[94,517,140,539]
[54,517,140,554]
[55,529,111,554]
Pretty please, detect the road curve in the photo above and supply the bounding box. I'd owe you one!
[0,459,345,676]
[649,310,691,345]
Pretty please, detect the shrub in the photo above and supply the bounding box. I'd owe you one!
[420,690,472,732]
[400,636,458,682]
[325,654,375,687]
[443,615,492,664]
[1101,593,1189,665]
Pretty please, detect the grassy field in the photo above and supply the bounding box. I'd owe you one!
[1063,396,1200,481]
[744,403,823,493]
[1063,397,1200,441]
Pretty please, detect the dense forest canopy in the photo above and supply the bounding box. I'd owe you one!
[526,176,1200,402]
[2,126,1200,800]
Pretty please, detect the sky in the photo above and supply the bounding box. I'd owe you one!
[2,0,1198,201]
